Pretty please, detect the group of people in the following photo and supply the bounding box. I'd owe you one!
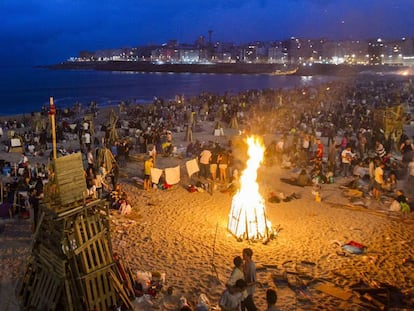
[218,248,279,311]
[198,142,232,183]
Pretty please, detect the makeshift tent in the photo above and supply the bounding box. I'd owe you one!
[83,113,95,136]
[229,116,238,129]
[31,112,48,133]
[372,104,405,139]
[107,110,119,145]
[96,147,116,173]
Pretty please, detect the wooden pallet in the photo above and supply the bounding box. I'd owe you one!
[54,152,86,206]
[83,269,118,311]
[17,199,122,311]
[19,262,64,311]
[72,213,113,274]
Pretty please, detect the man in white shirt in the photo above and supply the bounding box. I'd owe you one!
[199,146,212,179]
[341,146,354,177]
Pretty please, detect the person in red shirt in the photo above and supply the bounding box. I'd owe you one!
[316,138,324,161]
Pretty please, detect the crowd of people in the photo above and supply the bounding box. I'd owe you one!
[2,75,413,226]
[1,74,414,310]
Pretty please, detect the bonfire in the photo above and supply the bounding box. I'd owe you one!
[227,135,273,241]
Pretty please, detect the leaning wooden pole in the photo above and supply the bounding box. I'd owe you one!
[49,97,57,160]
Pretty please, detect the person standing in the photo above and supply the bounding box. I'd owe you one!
[199,145,212,179]
[406,156,414,199]
[373,162,385,200]
[375,140,386,160]
[218,149,230,183]
[110,161,119,191]
[315,138,324,161]
[241,248,257,311]
[87,147,94,170]
[327,143,338,176]
[227,256,245,288]
[400,138,414,162]
[143,156,154,191]
[341,145,354,177]
[210,147,220,182]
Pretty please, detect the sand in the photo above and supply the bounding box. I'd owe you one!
[1,108,414,311]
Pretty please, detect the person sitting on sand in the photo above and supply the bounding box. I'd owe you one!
[389,189,410,212]
[280,169,312,187]
[118,196,132,215]
[297,168,310,186]
[108,184,122,207]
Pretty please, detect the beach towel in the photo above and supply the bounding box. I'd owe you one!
[165,166,180,185]
[186,158,199,178]
[342,240,366,254]
[151,167,163,184]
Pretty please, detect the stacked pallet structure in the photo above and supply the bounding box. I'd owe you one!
[16,153,133,310]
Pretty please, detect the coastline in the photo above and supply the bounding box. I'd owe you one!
[43,60,410,76]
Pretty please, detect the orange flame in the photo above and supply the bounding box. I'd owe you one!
[227,136,272,240]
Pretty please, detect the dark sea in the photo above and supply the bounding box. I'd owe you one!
[0,65,343,116]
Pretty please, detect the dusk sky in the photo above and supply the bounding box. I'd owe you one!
[2,0,414,66]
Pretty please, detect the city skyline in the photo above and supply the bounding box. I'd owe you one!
[1,0,414,66]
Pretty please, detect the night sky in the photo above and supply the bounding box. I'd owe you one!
[2,0,414,66]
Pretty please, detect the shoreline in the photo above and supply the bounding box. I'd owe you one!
[43,61,411,76]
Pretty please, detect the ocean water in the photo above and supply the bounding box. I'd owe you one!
[0,65,342,116]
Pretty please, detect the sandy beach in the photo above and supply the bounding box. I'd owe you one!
[0,104,414,311]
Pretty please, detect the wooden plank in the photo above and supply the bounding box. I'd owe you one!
[108,270,134,310]
[88,217,103,268]
[314,282,353,300]
[74,218,90,274]
[85,277,94,309]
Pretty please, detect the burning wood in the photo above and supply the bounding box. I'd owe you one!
[227,136,273,241]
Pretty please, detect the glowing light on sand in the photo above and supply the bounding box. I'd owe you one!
[227,136,272,241]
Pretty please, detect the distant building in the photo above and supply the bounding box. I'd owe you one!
[368,39,384,65]
[321,40,368,64]
[73,35,414,67]
[268,41,287,64]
